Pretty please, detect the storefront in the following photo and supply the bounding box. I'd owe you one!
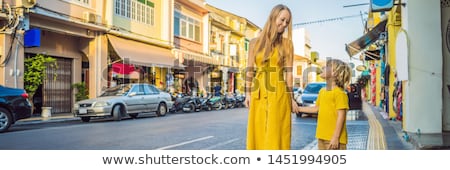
[22,16,95,114]
[175,49,220,96]
[106,34,181,91]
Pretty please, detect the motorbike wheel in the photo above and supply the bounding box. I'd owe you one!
[213,102,222,111]
[222,102,228,109]
[183,103,195,113]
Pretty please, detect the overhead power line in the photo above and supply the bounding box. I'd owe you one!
[343,3,369,8]
[293,13,367,27]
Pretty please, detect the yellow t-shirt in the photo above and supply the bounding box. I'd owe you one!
[315,87,349,144]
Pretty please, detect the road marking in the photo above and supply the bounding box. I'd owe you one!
[202,138,240,150]
[155,136,214,150]
[301,139,318,150]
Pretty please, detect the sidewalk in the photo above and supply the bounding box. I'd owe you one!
[363,102,414,150]
[363,101,450,150]
[15,112,78,126]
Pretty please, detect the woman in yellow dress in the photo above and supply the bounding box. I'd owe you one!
[244,4,299,150]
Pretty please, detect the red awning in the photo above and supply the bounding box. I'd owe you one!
[112,63,135,74]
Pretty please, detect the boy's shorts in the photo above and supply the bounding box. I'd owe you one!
[318,139,347,150]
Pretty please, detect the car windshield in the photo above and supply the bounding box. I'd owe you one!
[304,83,326,94]
[100,84,132,97]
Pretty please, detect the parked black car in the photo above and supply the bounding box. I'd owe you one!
[0,85,32,132]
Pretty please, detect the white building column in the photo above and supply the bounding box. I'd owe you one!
[222,67,228,93]
[402,0,443,133]
[441,2,450,131]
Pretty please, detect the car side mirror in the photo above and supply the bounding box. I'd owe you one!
[128,92,137,97]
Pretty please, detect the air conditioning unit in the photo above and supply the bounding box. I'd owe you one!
[83,11,100,24]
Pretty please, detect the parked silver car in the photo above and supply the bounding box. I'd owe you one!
[73,83,173,122]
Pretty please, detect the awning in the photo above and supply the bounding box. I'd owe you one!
[107,34,179,68]
[345,19,388,57]
[176,49,220,65]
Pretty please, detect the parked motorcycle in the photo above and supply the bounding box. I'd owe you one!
[182,96,202,113]
[209,95,223,110]
[198,94,213,111]
[169,93,191,113]
[234,93,246,108]
[222,93,237,109]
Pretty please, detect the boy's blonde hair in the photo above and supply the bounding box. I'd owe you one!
[327,59,352,89]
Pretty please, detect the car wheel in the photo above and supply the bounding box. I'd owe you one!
[129,113,139,119]
[112,105,123,121]
[81,117,91,122]
[156,103,167,116]
[0,108,12,133]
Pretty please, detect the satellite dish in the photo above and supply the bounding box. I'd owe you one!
[22,0,36,8]
[356,65,367,72]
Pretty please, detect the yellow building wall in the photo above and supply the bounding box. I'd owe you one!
[387,8,402,119]
[376,58,381,107]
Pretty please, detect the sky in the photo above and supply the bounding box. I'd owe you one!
[205,0,369,64]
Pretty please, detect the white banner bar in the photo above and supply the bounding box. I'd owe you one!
[1,150,448,170]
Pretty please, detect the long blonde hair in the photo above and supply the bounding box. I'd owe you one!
[252,4,293,68]
[328,59,352,89]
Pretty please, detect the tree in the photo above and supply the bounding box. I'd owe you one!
[24,54,57,101]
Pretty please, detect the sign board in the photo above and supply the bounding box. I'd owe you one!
[371,0,394,12]
[395,30,409,81]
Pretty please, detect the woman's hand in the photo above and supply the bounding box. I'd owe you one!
[291,99,300,113]
[244,93,251,108]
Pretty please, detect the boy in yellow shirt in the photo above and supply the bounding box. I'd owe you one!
[298,59,352,150]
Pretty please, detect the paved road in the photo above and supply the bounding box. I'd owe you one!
[0,108,367,150]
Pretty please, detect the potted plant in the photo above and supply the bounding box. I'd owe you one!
[24,54,57,116]
[72,82,89,102]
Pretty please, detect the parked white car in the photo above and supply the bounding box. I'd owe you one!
[73,83,173,122]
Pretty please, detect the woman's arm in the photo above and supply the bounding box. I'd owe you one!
[285,42,294,99]
[298,105,319,113]
[285,40,299,113]
[245,39,257,96]
[243,39,257,108]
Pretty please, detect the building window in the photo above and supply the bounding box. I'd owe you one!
[114,0,155,26]
[68,0,90,6]
[174,11,201,42]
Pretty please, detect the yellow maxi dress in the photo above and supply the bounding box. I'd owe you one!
[246,48,292,150]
